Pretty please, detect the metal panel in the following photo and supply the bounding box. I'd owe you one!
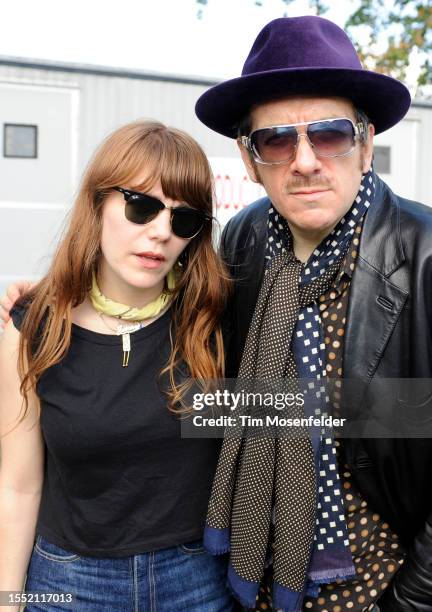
[0,205,68,293]
[0,81,78,203]
[0,62,238,174]
[373,117,419,201]
[411,105,432,207]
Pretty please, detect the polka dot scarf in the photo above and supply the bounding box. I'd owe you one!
[204,171,375,611]
[266,170,375,599]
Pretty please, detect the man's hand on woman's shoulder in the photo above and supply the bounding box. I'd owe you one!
[0,280,33,329]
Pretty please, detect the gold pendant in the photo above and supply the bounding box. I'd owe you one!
[122,333,131,367]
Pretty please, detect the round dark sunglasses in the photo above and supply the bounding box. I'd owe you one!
[114,187,212,239]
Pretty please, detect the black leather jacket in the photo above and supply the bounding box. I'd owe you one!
[220,176,432,610]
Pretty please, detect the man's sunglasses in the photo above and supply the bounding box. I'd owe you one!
[241,117,365,165]
[113,187,212,239]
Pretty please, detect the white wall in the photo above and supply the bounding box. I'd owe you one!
[0,81,79,295]
[374,105,431,206]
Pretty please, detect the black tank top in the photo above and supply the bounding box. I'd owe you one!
[11,304,221,557]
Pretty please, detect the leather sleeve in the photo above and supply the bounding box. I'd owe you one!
[377,513,432,611]
[219,218,233,264]
[219,219,235,372]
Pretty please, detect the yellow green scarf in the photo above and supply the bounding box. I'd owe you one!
[90,270,176,321]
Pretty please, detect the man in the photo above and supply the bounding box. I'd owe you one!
[195,15,432,612]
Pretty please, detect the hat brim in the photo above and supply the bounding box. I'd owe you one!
[195,67,411,137]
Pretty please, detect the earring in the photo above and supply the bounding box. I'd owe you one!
[178,248,189,267]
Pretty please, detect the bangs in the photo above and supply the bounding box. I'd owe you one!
[159,132,212,214]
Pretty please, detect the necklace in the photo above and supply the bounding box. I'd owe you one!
[98,312,144,335]
[98,313,145,367]
[90,271,176,367]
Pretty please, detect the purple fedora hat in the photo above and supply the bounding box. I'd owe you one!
[195,16,411,138]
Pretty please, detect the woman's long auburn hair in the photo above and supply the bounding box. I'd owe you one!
[17,120,231,421]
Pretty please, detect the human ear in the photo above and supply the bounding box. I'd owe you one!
[362,124,375,173]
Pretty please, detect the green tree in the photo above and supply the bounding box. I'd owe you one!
[345,0,432,96]
[196,0,432,97]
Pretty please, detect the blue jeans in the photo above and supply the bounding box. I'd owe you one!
[25,535,234,611]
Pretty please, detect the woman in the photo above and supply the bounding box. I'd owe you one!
[0,120,233,611]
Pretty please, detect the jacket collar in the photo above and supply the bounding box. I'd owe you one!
[357,174,405,277]
[342,176,409,387]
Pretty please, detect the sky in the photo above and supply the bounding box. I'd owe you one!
[0,0,357,80]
